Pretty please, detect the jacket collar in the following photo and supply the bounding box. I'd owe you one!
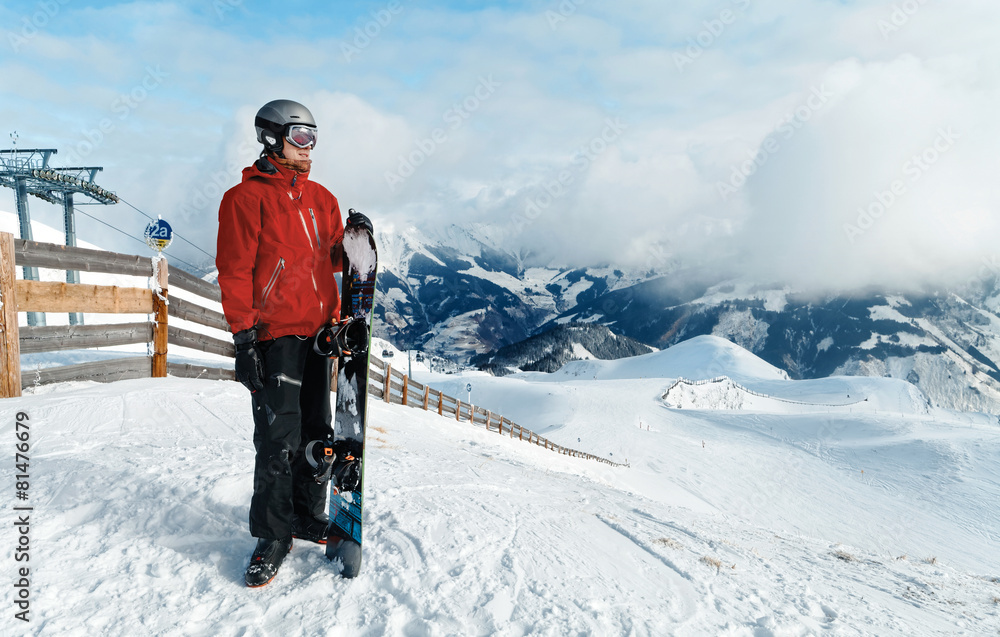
[243,156,311,185]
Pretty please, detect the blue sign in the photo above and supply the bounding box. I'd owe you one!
[144,219,173,252]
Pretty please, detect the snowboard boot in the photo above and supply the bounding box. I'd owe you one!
[244,537,292,588]
[291,513,330,545]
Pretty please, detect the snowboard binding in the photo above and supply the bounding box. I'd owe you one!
[313,317,370,359]
[305,439,363,493]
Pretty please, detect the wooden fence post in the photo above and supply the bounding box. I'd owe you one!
[423,385,429,410]
[151,256,168,378]
[384,363,391,403]
[401,374,408,406]
[0,233,22,398]
[437,390,443,416]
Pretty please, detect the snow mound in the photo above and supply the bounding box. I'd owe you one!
[552,335,789,383]
[662,374,931,415]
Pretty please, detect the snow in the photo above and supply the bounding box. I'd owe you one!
[3,335,999,635]
[711,309,770,353]
[549,335,790,384]
[817,336,834,352]
[419,309,493,360]
[570,342,595,360]
[695,280,791,313]
[869,304,914,324]
[344,229,376,277]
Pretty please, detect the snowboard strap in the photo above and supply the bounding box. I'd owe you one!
[312,317,370,358]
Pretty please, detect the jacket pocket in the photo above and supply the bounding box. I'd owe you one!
[260,257,285,310]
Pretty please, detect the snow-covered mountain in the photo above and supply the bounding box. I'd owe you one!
[7,204,996,416]
[373,223,652,362]
[554,278,1000,414]
[374,225,1000,414]
[4,335,998,634]
[470,322,655,375]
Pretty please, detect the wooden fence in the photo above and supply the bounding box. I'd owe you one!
[370,357,625,465]
[0,232,625,467]
[0,231,236,393]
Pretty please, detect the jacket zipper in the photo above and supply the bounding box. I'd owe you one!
[307,209,323,313]
[295,209,323,312]
[261,257,285,309]
[297,210,315,251]
[308,208,322,250]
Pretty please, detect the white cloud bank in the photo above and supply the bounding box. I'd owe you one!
[0,1,997,292]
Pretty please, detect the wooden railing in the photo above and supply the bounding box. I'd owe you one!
[0,232,625,467]
[369,358,626,466]
[0,231,235,393]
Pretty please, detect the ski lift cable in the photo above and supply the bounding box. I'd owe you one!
[115,195,217,262]
[73,206,213,276]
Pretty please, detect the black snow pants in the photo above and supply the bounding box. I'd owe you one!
[249,335,333,541]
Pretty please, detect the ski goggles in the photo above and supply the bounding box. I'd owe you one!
[285,125,317,149]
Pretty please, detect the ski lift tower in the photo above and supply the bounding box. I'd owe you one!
[0,135,119,326]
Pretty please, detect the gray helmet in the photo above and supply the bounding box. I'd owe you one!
[254,99,317,154]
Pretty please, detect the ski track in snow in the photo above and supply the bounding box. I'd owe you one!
[2,338,1000,636]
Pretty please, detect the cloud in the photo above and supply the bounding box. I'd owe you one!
[735,54,1000,291]
[0,0,997,294]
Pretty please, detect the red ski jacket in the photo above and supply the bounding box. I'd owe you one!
[217,158,344,339]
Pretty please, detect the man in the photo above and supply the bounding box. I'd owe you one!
[216,99,371,587]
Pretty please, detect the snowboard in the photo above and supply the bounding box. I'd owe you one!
[325,218,377,578]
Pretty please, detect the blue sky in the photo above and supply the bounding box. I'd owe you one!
[1,0,998,290]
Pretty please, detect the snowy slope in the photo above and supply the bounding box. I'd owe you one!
[550,335,789,384]
[2,336,999,636]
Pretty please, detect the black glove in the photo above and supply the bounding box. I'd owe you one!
[346,208,373,234]
[233,327,264,394]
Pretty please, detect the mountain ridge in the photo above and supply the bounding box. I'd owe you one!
[372,223,1000,414]
[470,322,655,375]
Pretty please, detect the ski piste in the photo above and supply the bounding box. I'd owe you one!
[326,219,377,578]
